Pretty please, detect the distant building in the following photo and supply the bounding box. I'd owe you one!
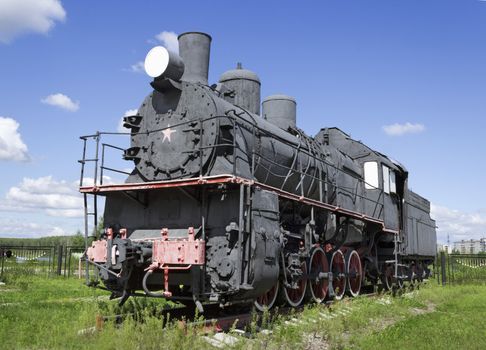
[452,238,486,254]
[437,244,451,253]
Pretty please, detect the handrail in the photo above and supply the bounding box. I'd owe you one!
[78,114,386,221]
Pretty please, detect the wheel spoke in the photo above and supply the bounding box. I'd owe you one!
[283,261,307,307]
[254,280,279,311]
[307,247,329,303]
[331,250,346,300]
[382,264,393,291]
[346,250,362,297]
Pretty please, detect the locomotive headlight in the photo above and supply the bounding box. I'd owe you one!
[144,46,185,81]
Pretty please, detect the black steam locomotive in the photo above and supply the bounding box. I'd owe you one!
[80,32,436,311]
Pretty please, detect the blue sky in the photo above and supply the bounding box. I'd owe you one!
[0,0,485,243]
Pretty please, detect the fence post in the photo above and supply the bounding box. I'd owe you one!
[64,247,68,277]
[57,245,64,276]
[440,251,446,285]
[0,249,4,279]
[436,255,440,285]
[67,249,71,278]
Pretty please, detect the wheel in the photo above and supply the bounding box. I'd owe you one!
[281,261,307,307]
[392,265,406,290]
[382,264,393,291]
[406,263,416,289]
[345,250,362,297]
[396,265,404,289]
[306,247,329,303]
[416,262,424,283]
[330,249,346,300]
[254,280,279,311]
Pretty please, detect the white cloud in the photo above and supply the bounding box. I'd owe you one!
[0,116,29,162]
[17,176,74,194]
[155,31,179,53]
[128,30,178,73]
[0,218,68,238]
[81,176,114,187]
[5,176,82,212]
[45,209,83,218]
[382,122,425,136]
[0,0,66,44]
[431,203,486,243]
[0,175,114,237]
[129,61,144,73]
[117,109,138,132]
[41,93,79,111]
[0,176,84,218]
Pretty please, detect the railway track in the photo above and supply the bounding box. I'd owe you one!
[91,288,389,333]
[83,282,425,348]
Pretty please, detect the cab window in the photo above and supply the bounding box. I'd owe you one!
[364,161,379,189]
[390,170,397,194]
[382,165,390,194]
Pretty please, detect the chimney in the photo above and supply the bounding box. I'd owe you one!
[178,32,212,85]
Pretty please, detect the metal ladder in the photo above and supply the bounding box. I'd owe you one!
[78,134,101,283]
[385,232,407,284]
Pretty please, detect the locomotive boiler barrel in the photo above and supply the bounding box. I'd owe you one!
[128,72,323,202]
[246,114,322,200]
[212,93,323,200]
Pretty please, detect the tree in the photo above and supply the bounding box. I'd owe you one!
[91,217,104,238]
[71,231,85,246]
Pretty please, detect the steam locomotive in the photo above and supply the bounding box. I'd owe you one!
[80,32,436,311]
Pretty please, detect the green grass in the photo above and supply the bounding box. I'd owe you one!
[0,275,103,349]
[358,285,486,350]
[1,275,486,349]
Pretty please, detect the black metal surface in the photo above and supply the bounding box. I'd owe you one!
[77,31,437,309]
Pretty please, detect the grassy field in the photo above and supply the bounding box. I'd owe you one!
[1,273,486,349]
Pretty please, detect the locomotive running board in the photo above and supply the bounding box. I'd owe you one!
[79,174,398,234]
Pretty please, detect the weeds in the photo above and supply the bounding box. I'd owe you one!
[1,277,486,349]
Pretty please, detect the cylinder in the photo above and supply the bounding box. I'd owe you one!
[144,46,185,81]
[219,63,261,114]
[178,32,212,85]
[262,94,296,131]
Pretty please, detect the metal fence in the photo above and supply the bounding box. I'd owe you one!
[435,251,486,285]
[0,245,88,279]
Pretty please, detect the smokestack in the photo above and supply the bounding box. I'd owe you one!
[178,32,212,85]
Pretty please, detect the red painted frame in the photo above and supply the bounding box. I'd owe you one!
[80,174,398,234]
